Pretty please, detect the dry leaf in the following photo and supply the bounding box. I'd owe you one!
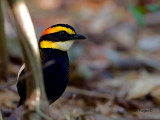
[127,72,160,101]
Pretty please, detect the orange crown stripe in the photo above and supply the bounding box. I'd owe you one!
[41,26,75,37]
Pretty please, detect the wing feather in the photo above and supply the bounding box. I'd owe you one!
[16,64,25,84]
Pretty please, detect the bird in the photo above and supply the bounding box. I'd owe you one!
[16,24,87,106]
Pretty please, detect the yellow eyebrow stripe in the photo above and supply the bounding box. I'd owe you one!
[41,26,75,37]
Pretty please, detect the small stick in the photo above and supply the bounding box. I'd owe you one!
[67,86,114,100]
[0,60,54,90]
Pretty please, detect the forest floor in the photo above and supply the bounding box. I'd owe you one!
[1,0,160,120]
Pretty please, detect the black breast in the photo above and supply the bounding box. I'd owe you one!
[17,49,69,105]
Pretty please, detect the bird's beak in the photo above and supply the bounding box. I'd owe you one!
[71,34,88,40]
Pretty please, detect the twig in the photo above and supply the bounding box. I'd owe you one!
[6,0,50,119]
[0,60,54,90]
[0,111,3,120]
[66,86,114,100]
[19,60,54,82]
[0,0,8,82]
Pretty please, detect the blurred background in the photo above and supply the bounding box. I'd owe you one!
[1,0,160,119]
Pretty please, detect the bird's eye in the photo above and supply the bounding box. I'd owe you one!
[59,31,67,37]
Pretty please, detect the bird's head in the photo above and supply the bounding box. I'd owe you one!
[39,24,87,51]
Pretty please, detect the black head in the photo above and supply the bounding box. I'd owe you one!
[39,24,87,51]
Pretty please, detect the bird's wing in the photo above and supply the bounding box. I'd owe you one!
[16,64,25,84]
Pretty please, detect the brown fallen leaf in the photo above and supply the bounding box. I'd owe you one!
[0,89,19,109]
[127,71,160,104]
